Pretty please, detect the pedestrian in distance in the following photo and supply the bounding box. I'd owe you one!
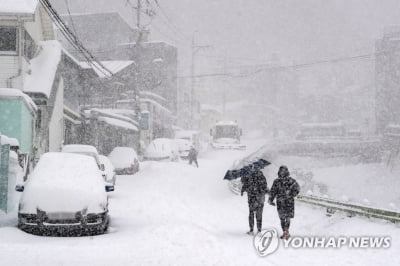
[268,165,300,240]
[241,163,268,235]
[188,146,199,167]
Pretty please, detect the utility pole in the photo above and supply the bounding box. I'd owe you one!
[190,31,211,128]
[135,0,143,152]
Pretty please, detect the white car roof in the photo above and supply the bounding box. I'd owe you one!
[62,144,99,154]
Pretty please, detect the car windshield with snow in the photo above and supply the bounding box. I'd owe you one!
[16,152,112,236]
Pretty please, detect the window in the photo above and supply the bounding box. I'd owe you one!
[23,30,36,59]
[0,26,18,54]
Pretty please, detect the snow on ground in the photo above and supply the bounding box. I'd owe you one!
[266,155,400,210]
[0,140,399,265]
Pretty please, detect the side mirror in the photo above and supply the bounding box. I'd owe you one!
[105,184,114,192]
[15,185,24,192]
[100,164,105,171]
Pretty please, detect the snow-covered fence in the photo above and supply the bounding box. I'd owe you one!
[297,194,400,223]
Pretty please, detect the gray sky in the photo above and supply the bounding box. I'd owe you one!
[52,0,400,74]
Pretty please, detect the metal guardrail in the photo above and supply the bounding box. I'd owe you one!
[297,194,400,223]
[228,180,400,223]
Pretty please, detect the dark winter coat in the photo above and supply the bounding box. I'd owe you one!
[241,170,268,210]
[188,148,198,160]
[269,176,300,219]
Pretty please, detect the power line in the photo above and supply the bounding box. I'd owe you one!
[177,52,376,79]
[39,0,114,78]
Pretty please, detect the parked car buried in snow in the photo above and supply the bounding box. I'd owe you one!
[61,144,105,171]
[108,147,139,175]
[99,155,117,185]
[16,152,112,236]
[174,138,192,160]
[143,138,180,161]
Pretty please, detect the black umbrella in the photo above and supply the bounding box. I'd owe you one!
[223,158,271,180]
[256,158,271,168]
[223,169,241,180]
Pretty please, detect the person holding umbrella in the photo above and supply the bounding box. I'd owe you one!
[241,162,268,235]
[268,165,300,240]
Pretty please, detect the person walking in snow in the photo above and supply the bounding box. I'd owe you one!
[241,163,268,235]
[188,146,198,167]
[268,165,300,240]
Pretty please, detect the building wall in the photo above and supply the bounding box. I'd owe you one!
[0,56,19,88]
[0,98,34,154]
[20,101,35,154]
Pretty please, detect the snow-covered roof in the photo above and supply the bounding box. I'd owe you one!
[0,135,19,147]
[98,116,138,132]
[141,98,171,114]
[216,120,238,126]
[78,60,135,78]
[90,108,138,126]
[0,0,38,15]
[140,91,167,102]
[0,88,37,112]
[24,41,62,98]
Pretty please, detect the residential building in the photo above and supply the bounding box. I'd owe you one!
[0,0,65,163]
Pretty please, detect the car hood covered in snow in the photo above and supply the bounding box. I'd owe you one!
[19,153,107,214]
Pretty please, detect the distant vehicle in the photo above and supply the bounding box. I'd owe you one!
[16,152,112,236]
[99,155,116,185]
[174,138,192,159]
[210,120,246,150]
[143,138,180,161]
[174,130,200,150]
[61,144,105,171]
[108,147,140,175]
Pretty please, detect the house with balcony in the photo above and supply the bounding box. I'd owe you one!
[0,0,65,163]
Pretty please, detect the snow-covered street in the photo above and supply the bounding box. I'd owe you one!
[1,144,399,266]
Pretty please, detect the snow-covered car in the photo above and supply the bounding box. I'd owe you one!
[143,138,180,161]
[108,147,139,175]
[174,138,192,159]
[99,155,116,185]
[174,130,200,151]
[16,152,113,236]
[61,144,105,171]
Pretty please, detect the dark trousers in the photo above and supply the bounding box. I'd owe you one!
[249,203,264,231]
[189,158,198,167]
[280,217,290,231]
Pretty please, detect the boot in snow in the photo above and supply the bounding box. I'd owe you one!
[246,230,254,235]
